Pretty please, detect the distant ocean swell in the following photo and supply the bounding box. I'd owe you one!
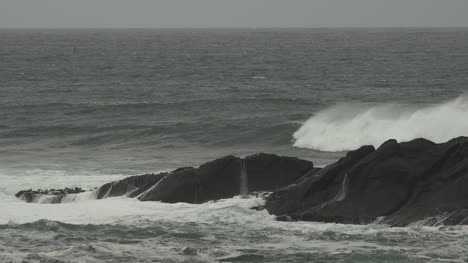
[0,121,299,148]
[0,97,306,147]
[4,96,468,152]
[293,95,468,151]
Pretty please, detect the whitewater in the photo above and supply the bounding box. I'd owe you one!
[2,28,468,262]
[3,192,468,262]
[294,95,468,152]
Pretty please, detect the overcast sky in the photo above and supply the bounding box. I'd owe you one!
[1,0,468,28]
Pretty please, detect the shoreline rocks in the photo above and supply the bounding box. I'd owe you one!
[265,137,468,226]
[14,137,468,226]
[16,187,86,203]
[117,153,314,204]
[16,153,314,205]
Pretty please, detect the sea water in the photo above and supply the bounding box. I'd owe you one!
[1,28,468,262]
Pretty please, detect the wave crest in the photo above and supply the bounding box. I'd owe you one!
[293,96,468,152]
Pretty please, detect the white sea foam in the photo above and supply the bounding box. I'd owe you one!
[0,195,268,225]
[0,165,271,226]
[2,194,467,263]
[2,175,468,263]
[293,95,468,151]
[0,168,127,197]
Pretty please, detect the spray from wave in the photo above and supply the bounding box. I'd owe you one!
[293,95,468,152]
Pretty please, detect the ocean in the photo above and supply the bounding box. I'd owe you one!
[1,28,468,262]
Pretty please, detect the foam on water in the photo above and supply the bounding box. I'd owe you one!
[2,169,468,262]
[293,95,468,151]
[1,194,468,263]
[0,168,128,196]
[0,194,268,225]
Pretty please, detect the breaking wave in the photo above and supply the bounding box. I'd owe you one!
[293,96,468,152]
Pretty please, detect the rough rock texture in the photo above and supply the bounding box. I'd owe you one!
[266,137,468,226]
[16,153,314,205]
[138,154,315,203]
[17,137,468,227]
[15,188,85,203]
[266,145,374,221]
[96,173,167,199]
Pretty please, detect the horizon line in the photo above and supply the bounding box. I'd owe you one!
[1,26,468,30]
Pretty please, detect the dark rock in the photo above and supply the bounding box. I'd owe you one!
[182,247,198,256]
[382,138,468,226]
[95,173,166,199]
[14,137,468,227]
[15,187,86,203]
[195,155,243,203]
[265,144,375,220]
[440,210,468,226]
[138,167,200,203]
[16,153,314,205]
[266,137,468,226]
[245,153,316,192]
[138,153,314,203]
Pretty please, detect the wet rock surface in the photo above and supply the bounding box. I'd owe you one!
[137,153,314,203]
[15,137,468,227]
[16,187,86,203]
[266,137,468,226]
[16,153,314,205]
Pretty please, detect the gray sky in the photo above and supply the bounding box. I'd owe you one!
[1,0,468,28]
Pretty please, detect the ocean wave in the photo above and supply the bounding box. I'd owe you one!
[0,195,268,225]
[0,97,306,111]
[0,118,300,149]
[293,95,468,151]
[2,197,468,263]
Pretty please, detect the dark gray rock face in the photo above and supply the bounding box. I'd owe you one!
[265,137,468,226]
[138,154,315,203]
[16,153,314,205]
[95,173,167,199]
[265,145,375,221]
[138,167,201,203]
[17,137,468,227]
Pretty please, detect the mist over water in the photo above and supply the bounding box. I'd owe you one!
[294,95,468,151]
[1,28,468,262]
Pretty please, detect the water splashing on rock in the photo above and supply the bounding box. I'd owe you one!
[239,158,248,196]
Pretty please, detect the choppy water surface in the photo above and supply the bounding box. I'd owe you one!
[1,197,468,263]
[1,28,468,262]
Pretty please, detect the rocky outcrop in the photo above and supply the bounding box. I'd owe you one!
[265,137,468,226]
[265,145,375,221]
[137,154,315,203]
[16,153,314,204]
[95,173,167,199]
[16,187,85,203]
[15,137,468,227]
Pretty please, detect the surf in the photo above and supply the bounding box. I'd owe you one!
[293,95,468,152]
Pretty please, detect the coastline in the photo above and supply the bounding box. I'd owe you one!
[15,136,468,228]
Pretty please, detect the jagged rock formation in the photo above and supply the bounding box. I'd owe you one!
[96,173,167,199]
[265,137,468,226]
[16,153,314,204]
[16,187,85,203]
[135,154,314,203]
[14,137,468,227]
